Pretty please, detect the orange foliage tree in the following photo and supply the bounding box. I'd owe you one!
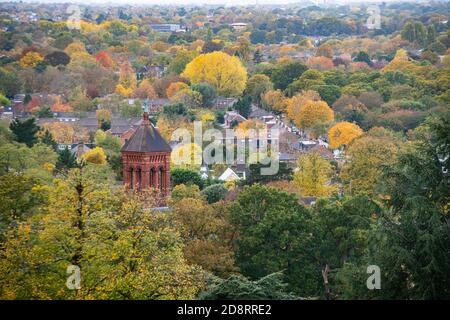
[132,79,157,99]
[307,56,335,71]
[166,82,190,99]
[51,97,73,112]
[95,50,115,69]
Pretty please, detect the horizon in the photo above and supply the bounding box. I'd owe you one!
[0,0,434,6]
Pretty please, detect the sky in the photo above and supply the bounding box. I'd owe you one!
[1,0,419,5]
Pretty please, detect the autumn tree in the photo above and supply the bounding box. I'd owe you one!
[0,169,203,299]
[245,74,273,107]
[95,50,115,69]
[82,147,107,165]
[132,79,156,99]
[262,89,288,113]
[293,151,336,197]
[182,51,247,97]
[307,56,335,71]
[341,127,401,196]
[328,122,363,149]
[166,82,189,99]
[169,184,237,277]
[115,61,137,97]
[42,122,75,144]
[287,96,334,135]
[19,51,44,68]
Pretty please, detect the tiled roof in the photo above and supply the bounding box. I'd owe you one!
[121,114,171,153]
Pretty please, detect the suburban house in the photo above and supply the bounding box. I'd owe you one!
[224,111,246,128]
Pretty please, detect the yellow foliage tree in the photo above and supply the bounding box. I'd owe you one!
[328,121,364,149]
[293,151,336,197]
[166,82,189,99]
[263,89,288,113]
[382,49,433,77]
[115,61,137,97]
[201,111,216,123]
[43,122,75,144]
[286,90,321,123]
[287,95,334,130]
[19,52,44,68]
[341,127,401,195]
[82,147,107,165]
[182,51,247,97]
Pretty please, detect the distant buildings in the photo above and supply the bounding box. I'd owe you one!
[229,23,248,31]
[150,24,186,33]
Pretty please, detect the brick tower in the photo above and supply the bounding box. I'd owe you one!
[121,102,171,197]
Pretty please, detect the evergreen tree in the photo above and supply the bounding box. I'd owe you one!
[40,129,58,151]
[233,95,252,119]
[9,118,39,147]
[57,146,77,170]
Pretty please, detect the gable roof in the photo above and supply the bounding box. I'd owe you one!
[218,168,240,181]
[121,114,171,153]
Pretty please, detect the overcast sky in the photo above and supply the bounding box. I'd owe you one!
[1,0,418,5]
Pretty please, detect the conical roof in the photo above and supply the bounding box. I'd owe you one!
[121,113,171,153]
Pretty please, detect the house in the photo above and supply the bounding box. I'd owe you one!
[215,96,237,109]
[148,65,165,79]
[301,197,317,206]
[70,142,92,160]
[229,23,248,31]
[218,167,241,182]
[137,65,165,79]
[150,24,186,33]
[200,165,208,179]
[279,152,299,164]
[295,140,317,151]
[148,98,170,113]
[224,111,246,128]
[0,106,13,119]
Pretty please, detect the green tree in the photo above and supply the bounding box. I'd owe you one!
[270,62,308,91]
[10,118,40,147]
[337,112,450,299]
[56,146,77,170]
[311,195,382,299]
[171,167,204,189]
[202,183,228,204]
[247,162,293,185]
[245,74,273,107]
[0,173,46,242]
[230,184,319,296]
[199,272,297,300]
[233,95,252,119]
[191,82,217,108]
[40,129,58,151]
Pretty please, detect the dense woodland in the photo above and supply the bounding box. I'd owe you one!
[0,1,449,299]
